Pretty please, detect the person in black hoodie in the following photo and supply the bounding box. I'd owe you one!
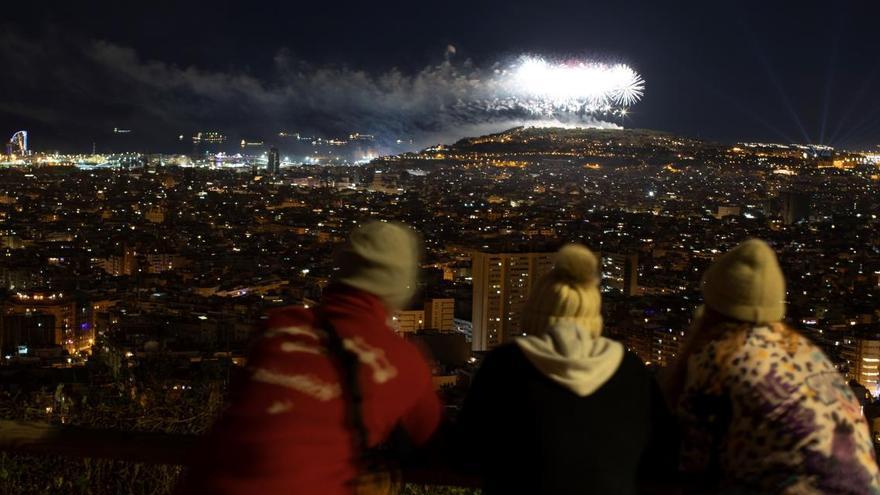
[455,244,677,494]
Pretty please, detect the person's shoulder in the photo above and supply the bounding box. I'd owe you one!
[485,342,528,366]
[472,343,533,379]
[379,334,435,388]
[392,335,432,364]
[265,305,314,331]
[490,342,525,358]
[613,349,654,383]
[619,349,648,371]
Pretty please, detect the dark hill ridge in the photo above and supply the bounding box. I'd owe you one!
[447,126,715,152]
[452,126,690,147]
[386,126,729,169]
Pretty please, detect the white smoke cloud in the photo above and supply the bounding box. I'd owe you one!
[87,42,641,146]
[1,32,639,150]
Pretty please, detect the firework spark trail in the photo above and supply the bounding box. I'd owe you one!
[496,56,645,114]
[442,56,645,123]
[424,55,644,143]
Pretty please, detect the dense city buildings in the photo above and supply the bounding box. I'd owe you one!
[0,126,878,369]
[1,124,880,490]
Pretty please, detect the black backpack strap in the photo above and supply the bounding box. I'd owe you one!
[314,309,374,468]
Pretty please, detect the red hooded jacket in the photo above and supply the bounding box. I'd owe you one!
[183,285,443,494]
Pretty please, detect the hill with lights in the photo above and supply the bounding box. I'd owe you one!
[377,126,865,172]
[452,126,707,153]
[379,126,725,169]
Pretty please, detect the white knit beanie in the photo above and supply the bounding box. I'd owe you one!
[334,221,420,311]
[701,238,786,324]
[522,244,603,337]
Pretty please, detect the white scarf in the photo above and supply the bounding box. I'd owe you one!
[515,321,624,397]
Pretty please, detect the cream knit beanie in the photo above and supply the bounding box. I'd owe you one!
[701,238,786,324]
[334,221,420,311]
[522,244,603,337]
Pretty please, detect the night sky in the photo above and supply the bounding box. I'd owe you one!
[3,0,880,152]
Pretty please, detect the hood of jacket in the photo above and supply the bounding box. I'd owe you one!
[515,321,624,396]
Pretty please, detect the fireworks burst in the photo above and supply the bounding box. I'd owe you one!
[486,56,645,118]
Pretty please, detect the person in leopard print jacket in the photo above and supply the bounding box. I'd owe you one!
[669,239,880,494]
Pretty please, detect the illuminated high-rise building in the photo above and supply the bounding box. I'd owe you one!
[652,327,684,367]
[268,147,281,175]
[602,252,639,296]
[841,331,880,396]
[391,310,424,334]
[3,291,77,353]
[424,298,455,332]
[101,246,138,277]
[144,253,183,274]
[471,251,554,352]
[145,206,165,224]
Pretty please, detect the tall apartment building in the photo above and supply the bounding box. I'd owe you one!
[144,253,183,274]
[782,191,811,225]
[144,206,166,224]
[424,298,455,332]
[101,246,138,277]
[602,252,639,296]
[471,251,554,352]
[653,326,685,368]
[841,333,880,395]
[392,310,425,334]
[3,291,77,353]
[267,147,281,175]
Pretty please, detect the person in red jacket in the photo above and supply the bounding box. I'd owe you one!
[182,221,443,494]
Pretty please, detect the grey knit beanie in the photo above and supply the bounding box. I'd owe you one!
[334,221,420,310]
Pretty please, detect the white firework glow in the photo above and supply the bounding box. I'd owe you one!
[490,56,645,117]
